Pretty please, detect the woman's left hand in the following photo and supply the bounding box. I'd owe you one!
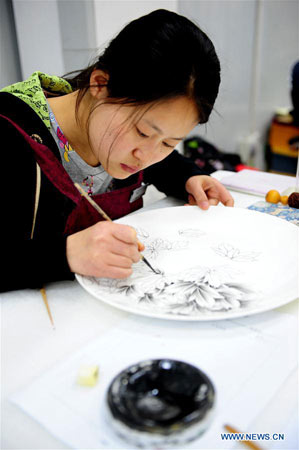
[185,175,234,209]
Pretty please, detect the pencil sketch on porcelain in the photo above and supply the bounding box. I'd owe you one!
[76,206,298,321]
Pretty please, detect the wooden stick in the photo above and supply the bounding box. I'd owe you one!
[224,425,263,450]
[40,287,55,329]
[74,183,159,274]
[75,184,112,222]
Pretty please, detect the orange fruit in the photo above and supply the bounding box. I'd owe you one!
[265,190,281,204]
[280,195,289,205]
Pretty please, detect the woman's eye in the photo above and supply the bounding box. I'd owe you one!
[136,127,148,138]
[163,142,175,149]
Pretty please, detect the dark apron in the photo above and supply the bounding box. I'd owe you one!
[1,115,145,235]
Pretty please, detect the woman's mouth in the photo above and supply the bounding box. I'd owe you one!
[120,163,140,174]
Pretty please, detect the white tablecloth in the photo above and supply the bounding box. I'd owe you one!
[1,171,298,449]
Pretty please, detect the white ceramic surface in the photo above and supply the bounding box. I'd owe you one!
[76,206,298,321]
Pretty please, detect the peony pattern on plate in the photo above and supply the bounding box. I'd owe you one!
[83,264,260,317]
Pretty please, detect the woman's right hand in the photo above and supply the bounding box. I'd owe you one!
[66,221,143,279]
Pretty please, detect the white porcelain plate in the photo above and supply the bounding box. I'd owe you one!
[76,206,298,321]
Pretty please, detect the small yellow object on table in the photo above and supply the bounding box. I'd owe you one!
[77,365,99,387]
[280,195,289,205]
[265,189,281,204]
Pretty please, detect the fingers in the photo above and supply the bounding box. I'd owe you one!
[110,223,144,258]
[98,265,133,279]
[110,239,141,263]
[224,197,234,207]
[186,175,234,209]
[187,193,209,209]
[208,198,219,206]
[212,181,234,207]
[185,176,210,209]
[106,252,139,268]
[66,222,144,280]
[111,223,138,244]
[137,241,145,252]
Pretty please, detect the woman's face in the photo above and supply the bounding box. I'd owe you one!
[88,96,199,178]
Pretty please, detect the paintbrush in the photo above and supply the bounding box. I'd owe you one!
[40,287,55,329]
[224,425,263,450]
[74,183,159,274]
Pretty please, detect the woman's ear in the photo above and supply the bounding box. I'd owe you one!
[89,70,109,99]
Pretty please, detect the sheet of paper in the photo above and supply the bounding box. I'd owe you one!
[221,170,295,196]
[11,311,298,449]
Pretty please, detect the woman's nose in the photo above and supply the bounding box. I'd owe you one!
[133,141,160,165]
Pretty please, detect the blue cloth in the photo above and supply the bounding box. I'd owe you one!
[248,200,299,226]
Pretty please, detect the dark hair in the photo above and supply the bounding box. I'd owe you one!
[64,9,220,124]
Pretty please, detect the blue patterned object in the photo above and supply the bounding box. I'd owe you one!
[248,201,299,226]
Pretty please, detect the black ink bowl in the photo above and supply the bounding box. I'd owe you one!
[105,359,215,448]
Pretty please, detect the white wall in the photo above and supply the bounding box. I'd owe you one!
[12,0,65,78]
[4,0,298,168]
[93,0,177,50]
[179,0,299,167]
[256,1,299,129]
[10,0,178,79]
[0,0,22,88]
[57,0,98,74]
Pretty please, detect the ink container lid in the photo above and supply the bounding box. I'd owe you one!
[105,359,215,448]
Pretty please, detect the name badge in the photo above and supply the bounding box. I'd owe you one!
[129,183,149,203]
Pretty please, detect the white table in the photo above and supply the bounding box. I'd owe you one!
[1,171,298,449]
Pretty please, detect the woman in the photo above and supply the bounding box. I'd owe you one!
[0,9,233,291]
